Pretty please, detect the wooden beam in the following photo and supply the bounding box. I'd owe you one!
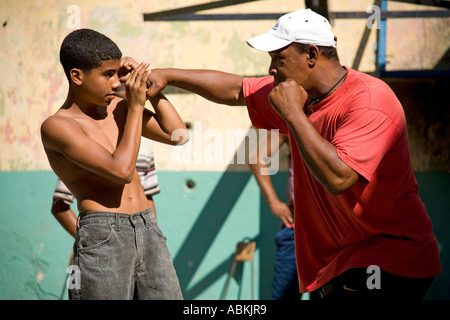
[143,0,260,21]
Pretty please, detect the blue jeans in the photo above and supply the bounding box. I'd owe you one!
[272,226,301,300]
[69,208,183,300]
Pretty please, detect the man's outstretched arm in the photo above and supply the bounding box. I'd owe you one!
[147,68,246,106]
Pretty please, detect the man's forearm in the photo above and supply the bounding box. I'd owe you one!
[153,68,246,106]
[285,111,358,195]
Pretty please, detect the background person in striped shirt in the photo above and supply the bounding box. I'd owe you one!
[51,138,160,238]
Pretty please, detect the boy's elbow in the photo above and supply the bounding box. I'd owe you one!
[121,170,135,184]
[121,175,134,184]
[113,174,133,185]
[113,166,135,184]
[171,128,190,146]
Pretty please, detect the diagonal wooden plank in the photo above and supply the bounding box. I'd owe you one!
[143,0,260,21]
[150,13,283,21]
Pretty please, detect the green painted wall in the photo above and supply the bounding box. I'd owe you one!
[0,170,286,300]
[413,172,450,300]
[0,171,448,300]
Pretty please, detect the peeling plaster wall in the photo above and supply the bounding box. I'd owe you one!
[1,0,383,172]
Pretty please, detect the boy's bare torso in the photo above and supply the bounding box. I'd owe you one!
[44,97,149,214]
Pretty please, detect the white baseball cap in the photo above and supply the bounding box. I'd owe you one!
[247,9,336,52]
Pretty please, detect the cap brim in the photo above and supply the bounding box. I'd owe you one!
[246,32,292,52]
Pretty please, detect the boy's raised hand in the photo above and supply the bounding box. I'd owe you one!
[118,56,139,82]
[125,61,151,110]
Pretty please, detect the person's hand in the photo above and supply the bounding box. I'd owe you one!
[125,61,151,110]
[268,79,309,121]
[118,56,139,82]
[146,68,169,99]
[269,200,294,227]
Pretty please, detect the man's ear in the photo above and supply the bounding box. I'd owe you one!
[306,45,319,68]
[70,68,83,85]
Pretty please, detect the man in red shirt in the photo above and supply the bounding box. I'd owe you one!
[147,9,441,300]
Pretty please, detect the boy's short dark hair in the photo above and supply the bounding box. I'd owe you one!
[60,28,122,81]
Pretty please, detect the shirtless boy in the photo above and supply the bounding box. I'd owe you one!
[40,28,188,299]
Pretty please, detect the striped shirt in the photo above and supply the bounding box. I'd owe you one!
[53,138,160,203]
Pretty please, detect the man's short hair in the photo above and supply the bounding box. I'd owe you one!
[59,28,122,81]
[293,42,340,62]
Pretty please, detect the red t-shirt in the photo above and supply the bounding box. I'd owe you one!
[243,68,441,292]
